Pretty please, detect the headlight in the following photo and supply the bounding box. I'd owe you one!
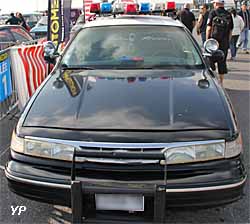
[11,132,74,161]
[10,131,24,153]
[24,139,74,160]
[225,133,243,158]
[161,141,225,165]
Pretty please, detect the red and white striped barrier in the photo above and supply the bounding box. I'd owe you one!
[9,44,48,109]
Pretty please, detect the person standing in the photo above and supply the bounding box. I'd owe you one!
[16,12,29,31]
[178,3,196,33]
[206,0,233,86]
[5,13,21,25]
[197,4,209,45]
[230,8,244,60]
[238,1,250,54]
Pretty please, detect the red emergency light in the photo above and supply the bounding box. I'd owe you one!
[166,1,176,10]
[125,4,137,14]
[90,3,101,13]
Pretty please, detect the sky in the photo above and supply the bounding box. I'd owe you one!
[0,0,84,14]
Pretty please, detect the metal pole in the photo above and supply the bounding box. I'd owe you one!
[47,0,51,41]
[47,0,51,76]
[71,181,83,224]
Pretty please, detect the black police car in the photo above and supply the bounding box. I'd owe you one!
[5,15,246,222]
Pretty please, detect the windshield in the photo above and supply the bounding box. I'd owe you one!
[62,26,203,69]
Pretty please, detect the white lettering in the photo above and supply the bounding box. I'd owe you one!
[11,206,19,215]
[0,62,7,75]
[18,206,27,215]
[11,206,27,215]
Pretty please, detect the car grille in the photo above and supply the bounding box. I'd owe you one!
[76,144,166,164]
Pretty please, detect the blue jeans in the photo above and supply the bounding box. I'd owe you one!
[230,35,239,58]
[201,32,206,45]
[239,28,249,50]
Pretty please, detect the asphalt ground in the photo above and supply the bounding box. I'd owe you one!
[0,52,249,224]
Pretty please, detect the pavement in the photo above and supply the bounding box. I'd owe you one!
[0,52,249,224]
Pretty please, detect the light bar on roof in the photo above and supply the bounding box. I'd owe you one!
[90,3,101,14]
[140,3,151,14]
[101,2,112,14]
[166,1,176,10]
[113,2,125,14]
[125,3,138,14]
[151,3,164,13]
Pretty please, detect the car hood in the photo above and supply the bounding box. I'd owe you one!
[23,69,231,131]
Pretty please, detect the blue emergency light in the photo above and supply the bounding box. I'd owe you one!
[101,2,112,13]
[140,3,151,14]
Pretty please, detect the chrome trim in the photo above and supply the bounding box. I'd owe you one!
[25,136,225,150]
[5,169,71,189]
[5,168,246,192]
[166,176,247,192]
[76,158,159,164]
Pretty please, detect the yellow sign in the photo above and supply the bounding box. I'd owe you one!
[50,0,61,47]
[0,53,8,63]
[62,71,80,97]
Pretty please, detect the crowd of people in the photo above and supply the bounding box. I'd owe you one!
[5,12,30,31]
[177,0,250,86]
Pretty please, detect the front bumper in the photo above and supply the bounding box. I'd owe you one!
[5,153,247,208]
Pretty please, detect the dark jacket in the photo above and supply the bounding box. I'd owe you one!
[207,7,233,49]
[238,9,250,29]
[200,11,209,33]
[178,8,196,33]
[5,16,21,25]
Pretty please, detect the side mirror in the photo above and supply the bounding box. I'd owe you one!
[203,38,224,63]
[204,38,219,53]
[43,41,58,64]
[198,79,210,89]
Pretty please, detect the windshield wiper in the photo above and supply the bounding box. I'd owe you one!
[61,64,95,70]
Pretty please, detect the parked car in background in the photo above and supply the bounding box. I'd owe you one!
[31,9,82,40]
[30,16,47,39]
[23,13,42,29]
[0,15,10,25]
[0,25,33,50]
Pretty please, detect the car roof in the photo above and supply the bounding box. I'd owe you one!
[0,25,26,30]
[83,15,184,28]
